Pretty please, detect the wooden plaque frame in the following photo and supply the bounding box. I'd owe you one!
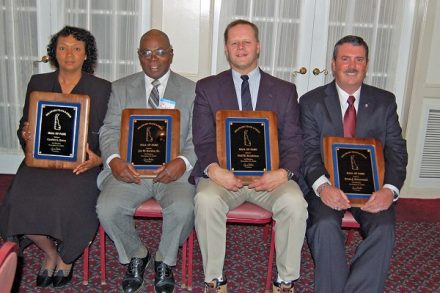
[323,136,385,207]
[25,91,90,169]
[120,109,180,178]
[216,110,279,184]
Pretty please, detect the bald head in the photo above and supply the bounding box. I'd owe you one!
[138,29,174,80]
[140,29,171,48]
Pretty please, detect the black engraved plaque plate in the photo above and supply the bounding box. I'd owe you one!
[335,147,376,196]
[128,117,168,167]
[36,102,78,159]
[227,118,269,175]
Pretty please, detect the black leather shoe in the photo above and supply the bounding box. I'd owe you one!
[122,252,151,293]
[36,269,54,287]
[52,264,73,287]
[154,261,175,293]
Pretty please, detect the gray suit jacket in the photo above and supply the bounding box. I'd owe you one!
[98,71,196,187]
[299,81,408,190]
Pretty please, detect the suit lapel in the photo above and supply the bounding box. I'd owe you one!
[255,70,275,111]
[127,73,147,107]
[219,70,239,110]
[356,84,376,136]
[164,71,179,101]
[324,82,344,136]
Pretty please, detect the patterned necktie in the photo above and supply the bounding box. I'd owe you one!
[344,95,356,137]
[148,79,160,109]
[240,75,253,111]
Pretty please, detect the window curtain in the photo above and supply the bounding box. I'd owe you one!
[0,0,149,155]
[0,0,38,154]
[325,0,404,90]
[214,0,404,90]
[61,0,145,81]
[215,0,304,83]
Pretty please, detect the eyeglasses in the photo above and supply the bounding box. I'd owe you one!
[137,47,173,58]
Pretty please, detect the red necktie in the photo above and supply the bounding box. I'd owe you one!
[344,96,356,137]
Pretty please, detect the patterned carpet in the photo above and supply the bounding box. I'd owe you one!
[6,219,440,292]
[1,173,439,292]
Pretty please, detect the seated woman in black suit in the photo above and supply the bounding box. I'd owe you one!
[0,26,111,288]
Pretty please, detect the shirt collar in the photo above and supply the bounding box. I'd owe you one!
[144,69,171,89]
[231,67,260,82]
[335,82,361,111]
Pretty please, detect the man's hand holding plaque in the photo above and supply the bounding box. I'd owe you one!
[248,168,289,192]
[152,157,186,184]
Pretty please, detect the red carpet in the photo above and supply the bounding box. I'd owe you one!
[396,198,440,222]
[0,174,439,292]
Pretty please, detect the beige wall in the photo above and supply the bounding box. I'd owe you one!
[151,0,212,81]
[401,0,440,198]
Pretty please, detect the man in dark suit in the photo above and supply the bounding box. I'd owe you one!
[191,19,307,293]
[97,29,196,293]
[300,35,408,292]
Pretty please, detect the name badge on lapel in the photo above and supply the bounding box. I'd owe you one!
[159,98,176,109]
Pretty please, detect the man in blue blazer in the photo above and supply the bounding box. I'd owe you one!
[97,30,196,293]
[300,35,408,292]
[191,19,307,292]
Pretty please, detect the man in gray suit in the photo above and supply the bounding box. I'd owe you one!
[300,35,408,292]
[97,29,196,293]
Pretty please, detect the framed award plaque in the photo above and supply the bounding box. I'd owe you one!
[323,136,385,207]
[216,110,279,184]
[120,109,180,178]
[25,91,90,169]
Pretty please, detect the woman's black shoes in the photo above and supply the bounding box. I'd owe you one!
[52,265,73,287]
[36,269,54,287]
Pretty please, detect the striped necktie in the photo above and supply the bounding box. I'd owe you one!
[148,79,160,109]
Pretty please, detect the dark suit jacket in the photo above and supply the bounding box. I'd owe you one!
[190,69,303,184]
[18,71,111,155]
[299,81,407,190]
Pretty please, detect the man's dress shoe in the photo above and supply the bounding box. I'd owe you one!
[122,253,151,293]
[154,261,175,293]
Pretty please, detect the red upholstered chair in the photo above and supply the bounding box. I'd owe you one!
[185,202,275,292]
[341,210,360,244]
[96,198,192,287]
[0,242,18,293]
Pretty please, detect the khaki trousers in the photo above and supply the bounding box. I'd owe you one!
[194,178,308,282]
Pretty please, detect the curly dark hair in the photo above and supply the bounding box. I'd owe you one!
[47,26,97,74]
